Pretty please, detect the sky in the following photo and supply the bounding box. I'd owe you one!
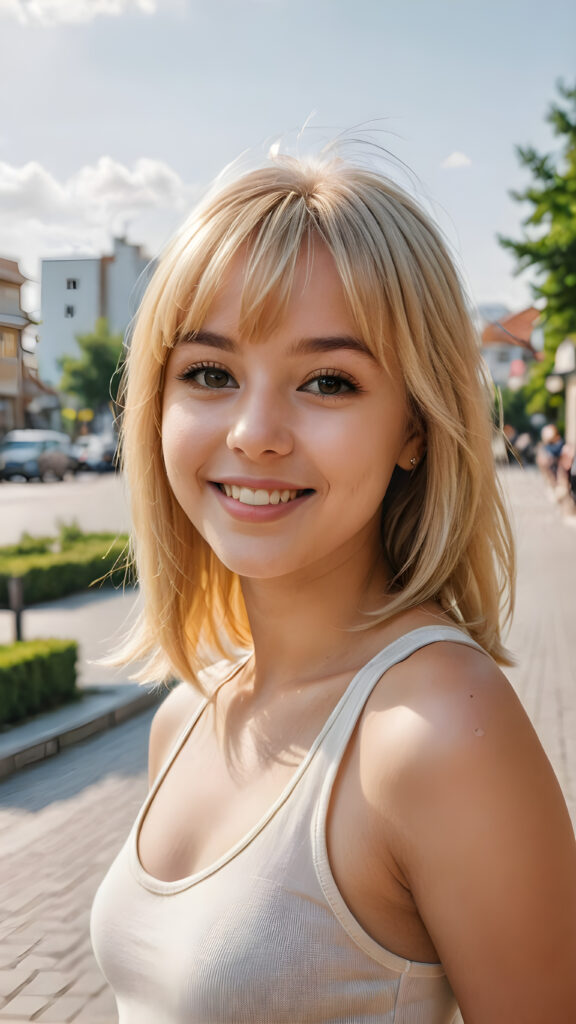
[1,0,575,320]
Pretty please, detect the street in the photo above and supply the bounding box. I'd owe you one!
[0,475,131,547]
[0,466,575,1021]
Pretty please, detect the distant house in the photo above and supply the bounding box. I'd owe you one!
[0,258,58,435]
[39,237,153,386]
[0,258,29,433]
[480,307,542,388]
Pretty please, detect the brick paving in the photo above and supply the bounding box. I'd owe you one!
[0,465,574,1022]
[0,712,154,1022]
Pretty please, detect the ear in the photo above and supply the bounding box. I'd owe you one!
[396,426,426,472]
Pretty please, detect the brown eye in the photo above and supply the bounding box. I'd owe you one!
[317,376,344,395]
[176,363,238,389]
[204,368,230,388]
[299,372,359,397]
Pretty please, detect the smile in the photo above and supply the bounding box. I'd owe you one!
[216,483,307,506]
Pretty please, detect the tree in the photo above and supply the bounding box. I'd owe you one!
[498,79,576,421]
[59,318,124,412]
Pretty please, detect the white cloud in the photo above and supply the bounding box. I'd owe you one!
[440,151,472,170]
[0,156,199,310]
[0,156,194,223]
[0,0,155,26]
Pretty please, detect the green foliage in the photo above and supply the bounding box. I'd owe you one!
[57,519,84,547]
[58,317,125,412]
[498,387,533,435]
[1,533,53,558]
[0,639,78,726]
[0,532,132,607]
[498,79,576,421]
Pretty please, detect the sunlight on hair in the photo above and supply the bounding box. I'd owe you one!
[112,141,516,690]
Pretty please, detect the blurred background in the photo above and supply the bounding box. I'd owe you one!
[0,2,576,1020]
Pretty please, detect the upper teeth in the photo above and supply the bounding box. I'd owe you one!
[220,484,300,506]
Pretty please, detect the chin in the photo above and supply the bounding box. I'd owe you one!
[206,543,309,582]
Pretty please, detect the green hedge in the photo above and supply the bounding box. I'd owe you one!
[0,534,133,607]
[0,639,78,726]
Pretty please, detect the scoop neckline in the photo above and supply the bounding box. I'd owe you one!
[130,625,479,895]
[130,650,363,895]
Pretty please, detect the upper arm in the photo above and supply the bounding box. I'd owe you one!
[386,648,576,1023]
[147,681,200,787]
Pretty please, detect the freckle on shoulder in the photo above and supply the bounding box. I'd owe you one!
[392,636,508,702]
[374,637,525,761]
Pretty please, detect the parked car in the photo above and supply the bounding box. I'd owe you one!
[72,434,118,472]
[0,429,78,482]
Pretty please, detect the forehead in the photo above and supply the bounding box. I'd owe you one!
[199,240,359,341]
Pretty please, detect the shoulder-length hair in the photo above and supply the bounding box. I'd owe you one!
[116,154,515,687]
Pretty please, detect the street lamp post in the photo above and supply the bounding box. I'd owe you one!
[7,576,24,643]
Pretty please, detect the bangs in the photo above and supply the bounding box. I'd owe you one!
[165,185,327,347]
[150,160,401,368]
[148,157,463,401]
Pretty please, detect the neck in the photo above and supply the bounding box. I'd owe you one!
[239,530,393,693]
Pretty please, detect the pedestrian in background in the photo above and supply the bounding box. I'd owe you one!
[91,150,576,1023]
[537,422,565,490]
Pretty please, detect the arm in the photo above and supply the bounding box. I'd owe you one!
[388,648,576,1023]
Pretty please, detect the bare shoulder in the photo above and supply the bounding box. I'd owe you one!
[147,680,203,787]
[366,636,530,761]
[363,638,576,1022]
[364,637,566,834]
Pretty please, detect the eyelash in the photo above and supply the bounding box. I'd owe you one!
[300,368,363,398]
[176,361,234,389]
[175,361,364,398]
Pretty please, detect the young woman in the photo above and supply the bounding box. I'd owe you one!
[91,154,576,1023]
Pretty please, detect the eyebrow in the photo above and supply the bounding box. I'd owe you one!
[178,329,374,358]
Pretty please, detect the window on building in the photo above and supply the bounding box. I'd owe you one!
[0,330,18,358]
[66,278,79,290]
[64,305,75,318]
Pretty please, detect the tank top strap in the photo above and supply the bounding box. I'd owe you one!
[317,625,486,766]
[148,655,252,793]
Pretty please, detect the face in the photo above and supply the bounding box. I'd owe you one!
[161,241,419,583]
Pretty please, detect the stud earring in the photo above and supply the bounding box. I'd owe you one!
[409,456,418,467]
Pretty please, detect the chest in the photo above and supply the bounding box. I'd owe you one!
[92,855,456,1024]
[136,685,439,964]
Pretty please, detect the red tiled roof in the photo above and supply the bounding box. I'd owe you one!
[481,307,541,350]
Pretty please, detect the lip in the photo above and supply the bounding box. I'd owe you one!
[209,481,314,522]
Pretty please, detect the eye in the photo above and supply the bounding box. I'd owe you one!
[299,370,362,398]
[176,362,238,390]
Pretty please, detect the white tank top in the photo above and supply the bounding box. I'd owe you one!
[91,626,480,1023]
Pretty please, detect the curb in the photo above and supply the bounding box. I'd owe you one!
[0,685,163,780]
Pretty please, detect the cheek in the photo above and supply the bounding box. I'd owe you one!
[161,400,212,481]
[324,412,406,497]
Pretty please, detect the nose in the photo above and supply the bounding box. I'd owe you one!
[226,388,294,459]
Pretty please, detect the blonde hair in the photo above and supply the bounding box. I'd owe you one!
[117,154,515,686]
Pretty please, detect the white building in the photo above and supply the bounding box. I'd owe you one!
[39,237,153,386]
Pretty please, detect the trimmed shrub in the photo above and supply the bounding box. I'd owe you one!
[1,533,54,558]
[0,639,78,726]
[0,534,133,607]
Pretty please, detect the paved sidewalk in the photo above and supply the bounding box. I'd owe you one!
[0,590,157,780]
[0,465,574,1022]
[499,467,576,826]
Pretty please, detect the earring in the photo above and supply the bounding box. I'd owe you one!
[409,456,418,467]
